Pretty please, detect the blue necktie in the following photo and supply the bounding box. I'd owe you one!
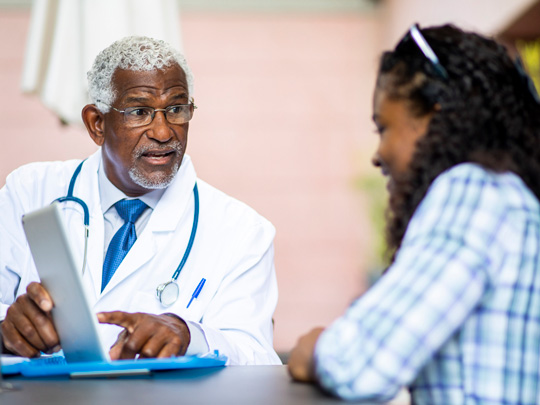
[102,199,147,292]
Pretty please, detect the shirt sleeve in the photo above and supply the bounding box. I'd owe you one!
[314,165,508,401]
[184,320,210,355]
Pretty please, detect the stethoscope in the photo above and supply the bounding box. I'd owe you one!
[53,160,199,307]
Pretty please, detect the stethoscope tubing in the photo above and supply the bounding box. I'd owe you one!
[52,160,199,305]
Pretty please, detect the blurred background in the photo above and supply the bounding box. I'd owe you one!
[0,0,539,357]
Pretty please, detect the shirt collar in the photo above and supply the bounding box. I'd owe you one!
[98,159,165,214]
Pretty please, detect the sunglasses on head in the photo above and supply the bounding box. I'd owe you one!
[397,23,449,80]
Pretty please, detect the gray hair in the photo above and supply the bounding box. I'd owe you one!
[87,36,194,113]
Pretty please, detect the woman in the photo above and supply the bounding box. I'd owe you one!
[288,24,540,404]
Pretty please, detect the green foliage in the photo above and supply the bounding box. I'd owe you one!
[355,173,389,284]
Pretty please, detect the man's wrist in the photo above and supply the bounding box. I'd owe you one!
[161,313,191,347]
[161,312,186,325]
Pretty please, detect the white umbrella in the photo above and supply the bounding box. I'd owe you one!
[21,0,182,125]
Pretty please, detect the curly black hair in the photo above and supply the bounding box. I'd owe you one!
[376,24,540,261]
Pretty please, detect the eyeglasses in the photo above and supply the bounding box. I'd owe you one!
[97,99,197,127]
[399,24,449,80]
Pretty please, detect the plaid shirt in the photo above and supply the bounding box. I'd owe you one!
[314,163,540,404]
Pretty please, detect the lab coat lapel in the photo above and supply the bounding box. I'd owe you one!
[146,155,197,233]
[69,151,105,303]
[100,155,197,296]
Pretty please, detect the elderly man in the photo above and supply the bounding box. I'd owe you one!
[0,36,280,365]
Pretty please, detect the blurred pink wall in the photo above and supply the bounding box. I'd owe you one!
[182,13,381,351]
[0,10,381,352]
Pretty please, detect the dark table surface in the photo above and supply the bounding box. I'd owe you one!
[1,365,335,404]
[2,365,410,404]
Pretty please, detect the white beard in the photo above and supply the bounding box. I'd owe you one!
[128,159,181,189]
[128,140,183,189]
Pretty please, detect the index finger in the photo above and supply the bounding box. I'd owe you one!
[26,282,53,312]
[98,311,137,333]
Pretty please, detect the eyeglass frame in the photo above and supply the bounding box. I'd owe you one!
[96,98,197,127]
[399,23,449,80]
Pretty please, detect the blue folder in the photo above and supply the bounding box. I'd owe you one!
[2,351,227,378]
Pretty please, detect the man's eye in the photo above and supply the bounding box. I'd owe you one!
[127,108,150,116]
[168,106,182,114]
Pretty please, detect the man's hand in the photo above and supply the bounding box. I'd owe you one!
[287,327,325,383]
[97,311,191,359]
[1,282,60,357]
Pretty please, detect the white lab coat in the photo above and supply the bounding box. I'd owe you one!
[0,150,281,365]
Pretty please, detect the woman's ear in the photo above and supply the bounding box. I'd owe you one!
[82,104,105,146]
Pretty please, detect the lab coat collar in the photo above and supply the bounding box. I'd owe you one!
[98,163,164,213]
[91,150,196,232]
[144,154,197,233]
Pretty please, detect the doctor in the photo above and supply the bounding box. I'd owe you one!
[0,36,280,365]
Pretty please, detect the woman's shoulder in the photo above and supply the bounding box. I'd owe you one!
[411,163,540,233]
[431,163,539,210]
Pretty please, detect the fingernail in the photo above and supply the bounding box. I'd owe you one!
[44,345,60,355]
[40,300,52,311]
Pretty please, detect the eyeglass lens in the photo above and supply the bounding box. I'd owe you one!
[123,105,194,126]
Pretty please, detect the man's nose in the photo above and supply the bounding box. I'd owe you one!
[147,111,173,142]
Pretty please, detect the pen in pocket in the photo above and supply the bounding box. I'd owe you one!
[187,278,206,308]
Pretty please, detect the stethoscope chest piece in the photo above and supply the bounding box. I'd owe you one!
[156,280,179,307]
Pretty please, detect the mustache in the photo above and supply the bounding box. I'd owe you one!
[133,140,184,158]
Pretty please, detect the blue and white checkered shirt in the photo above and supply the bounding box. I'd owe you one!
[314,163,540,404]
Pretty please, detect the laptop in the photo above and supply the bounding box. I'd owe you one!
[2,202,226,377]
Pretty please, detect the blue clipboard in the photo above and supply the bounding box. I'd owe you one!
[2,351,227,378]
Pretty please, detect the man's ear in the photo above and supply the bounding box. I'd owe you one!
[82,104,105,146]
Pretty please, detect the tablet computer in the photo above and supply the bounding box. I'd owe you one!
[17,202,227,377]
[21,202,109,363]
